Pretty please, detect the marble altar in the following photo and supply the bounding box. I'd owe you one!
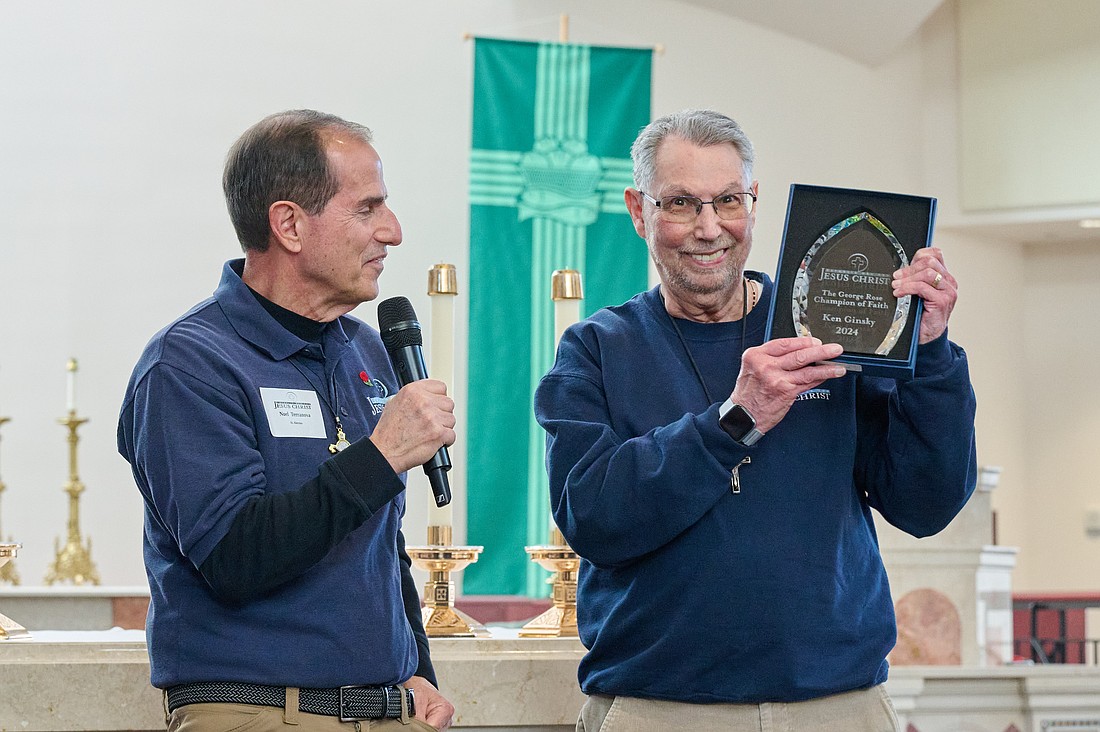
[2,630,1099,732]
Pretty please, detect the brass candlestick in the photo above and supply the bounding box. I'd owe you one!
[520,527,580,637]
[0,416,18,586]
[44,407,100,585]
[407,526,491,638]
[0,543,28,639]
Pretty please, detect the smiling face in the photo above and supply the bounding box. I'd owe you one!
[296,132,402,316]
[625,135,758,322]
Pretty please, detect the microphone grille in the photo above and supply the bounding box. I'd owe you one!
[377,296,423,350]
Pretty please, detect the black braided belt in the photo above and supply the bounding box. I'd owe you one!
[166,681,414,720]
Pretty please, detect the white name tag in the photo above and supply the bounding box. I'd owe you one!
[259,387,327,439]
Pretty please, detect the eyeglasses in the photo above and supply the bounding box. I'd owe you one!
[641,191,757,222]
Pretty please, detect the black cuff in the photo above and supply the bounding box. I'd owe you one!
[322,437,406,514]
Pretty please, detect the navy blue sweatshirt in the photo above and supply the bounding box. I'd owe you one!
[534,277,976,703]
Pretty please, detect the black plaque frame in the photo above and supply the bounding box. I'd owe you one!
[764,184,937,379]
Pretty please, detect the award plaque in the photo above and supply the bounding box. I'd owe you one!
[765,184,937,379]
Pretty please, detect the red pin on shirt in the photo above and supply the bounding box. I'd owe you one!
[359,371,370,385]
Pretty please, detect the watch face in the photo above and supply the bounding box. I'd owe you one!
[719,402,755,441]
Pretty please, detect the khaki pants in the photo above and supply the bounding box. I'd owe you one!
[577,685,900,732]
[168,686,437,732]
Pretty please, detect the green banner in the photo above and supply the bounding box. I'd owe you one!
[465,38,652,596]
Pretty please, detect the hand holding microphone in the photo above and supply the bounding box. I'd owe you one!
[376,296,454,507]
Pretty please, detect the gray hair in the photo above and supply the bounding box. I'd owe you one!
[223,110,374,252]
[630,109,755,193]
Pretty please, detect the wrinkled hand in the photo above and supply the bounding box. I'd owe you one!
[892,246,957,344]
[404,675,455,731]
[731,337,846,433]
[370,379,456,475]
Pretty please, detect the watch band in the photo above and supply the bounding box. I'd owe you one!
[735,425,765,447]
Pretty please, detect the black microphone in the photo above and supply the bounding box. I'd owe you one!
[377,296,452,507]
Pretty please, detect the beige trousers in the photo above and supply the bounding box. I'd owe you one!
[168,686,437,732]
[577,685,900,732]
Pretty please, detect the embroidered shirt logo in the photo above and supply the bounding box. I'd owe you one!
[366,378,390,415]
[795,388,831,402]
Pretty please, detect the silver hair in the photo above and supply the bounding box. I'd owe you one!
[630,109,755,193]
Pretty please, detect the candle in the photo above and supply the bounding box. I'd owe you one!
[551,269,583,348]
[66,358,78,412]
[550,270,583,546]
[428,264,457,528]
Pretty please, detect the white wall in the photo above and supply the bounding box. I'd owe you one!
[1019,241,1100,590]
[915,4,1032,581]
[958,0,1100,211]
[920,2,1100,591]
[0,0,1078,595]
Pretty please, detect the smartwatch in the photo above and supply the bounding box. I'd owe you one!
[718,398,764,447]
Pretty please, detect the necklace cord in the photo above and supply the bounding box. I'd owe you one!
[667,277,750,406]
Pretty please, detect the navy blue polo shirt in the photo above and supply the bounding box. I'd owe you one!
[118,260,417,689]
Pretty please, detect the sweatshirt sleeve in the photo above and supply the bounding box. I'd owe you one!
[534,329,747,569]
[855,332,978,537]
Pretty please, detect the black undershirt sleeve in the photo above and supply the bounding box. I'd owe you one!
[397,530,438,687]
[198,437,403,603]
[198,438,436,683]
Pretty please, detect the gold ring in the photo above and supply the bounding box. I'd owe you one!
[932,272,943,289]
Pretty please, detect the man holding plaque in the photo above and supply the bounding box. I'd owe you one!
[535,109,975,730]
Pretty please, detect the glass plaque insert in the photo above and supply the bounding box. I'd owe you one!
[766,185,937,379]
[793,212,910,356]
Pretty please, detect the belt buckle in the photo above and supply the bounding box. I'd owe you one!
[337,685,364,722]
